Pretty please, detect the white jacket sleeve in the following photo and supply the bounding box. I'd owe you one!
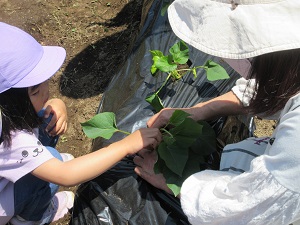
[231,77,281,119]
[180,157,300,225]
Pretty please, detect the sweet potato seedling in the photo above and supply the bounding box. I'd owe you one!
[146,40,229,111]
[81,40,228,196]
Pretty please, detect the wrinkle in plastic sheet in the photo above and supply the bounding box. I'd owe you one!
[70,0,246,224]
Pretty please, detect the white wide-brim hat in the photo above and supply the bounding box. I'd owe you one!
[168,0,300,59]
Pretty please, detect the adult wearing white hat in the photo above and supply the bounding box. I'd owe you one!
[134,0,300,224]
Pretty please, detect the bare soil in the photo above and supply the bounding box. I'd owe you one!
[0,1,275,224]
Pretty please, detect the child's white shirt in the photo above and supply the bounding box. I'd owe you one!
[0,128,54,222]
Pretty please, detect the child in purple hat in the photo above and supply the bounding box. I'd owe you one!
[0,22,162,225]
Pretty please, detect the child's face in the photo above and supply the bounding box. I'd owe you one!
[28,80,50,113]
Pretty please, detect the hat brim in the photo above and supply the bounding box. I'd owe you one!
[12,46,66,88]
[168,0,300,59]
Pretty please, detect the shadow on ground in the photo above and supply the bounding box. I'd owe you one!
[59,0,143,99]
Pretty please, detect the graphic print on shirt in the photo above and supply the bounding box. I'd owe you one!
[17,140,43,163]
[253,137,270,145]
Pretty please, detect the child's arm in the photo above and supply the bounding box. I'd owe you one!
[42,98,68,136]
[31,128,162,186]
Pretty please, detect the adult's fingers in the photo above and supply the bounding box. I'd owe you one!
[134,166,173,195]
[133,149,157,170]
[136,148,150,158]
[147,108,174,128]
[134,166,156,178]
[133,154,143,167]
[147,113,160,128]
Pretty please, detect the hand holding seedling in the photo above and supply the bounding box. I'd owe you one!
[134,149,173,195]
[147,107,180,128]
[81,40,228,196]
[81,110,216,196]
[118,128,162,155]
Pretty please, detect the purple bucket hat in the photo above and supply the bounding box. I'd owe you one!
[0,22,66,93]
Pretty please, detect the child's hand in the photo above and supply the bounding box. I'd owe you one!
[43,98,68,136]
[120,128,162,155]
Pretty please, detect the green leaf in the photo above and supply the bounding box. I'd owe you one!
[170,117,202,138]
[154,156,183,196]
[173,135,200,149]
[151,111,218,196]
[204,60,230,81]
[155,55,177,72]
[162,132,175,146]
[150,50,164,58]
[162,147,207,196]
[192,67,197,78]
[160,2,171,16]
[158,142,188,177]
[81,112,118,139]
[162,163,182,197]
[150,50,164,75]
[167,182,181,197]
[181,150,205,179]
[150,64,158,75]
[156,112,205,179]
[145,93,164,112]
[168,110,191,127]
[190,121,216,155]
[169,41,189,64]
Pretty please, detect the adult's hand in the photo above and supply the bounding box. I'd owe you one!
[147,108,176,128]
[133,149,173,195]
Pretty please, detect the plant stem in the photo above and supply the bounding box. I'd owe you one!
[176,66,205,73]
[118,129,131,135]
[155,73,172,95]
[160,127,173,139]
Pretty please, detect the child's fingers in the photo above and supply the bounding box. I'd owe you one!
[46,114,57,132]
[43,105,52,118]
[49,120,67,136]
[143,132,160,150]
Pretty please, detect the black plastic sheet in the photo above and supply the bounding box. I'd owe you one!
[70,0,251,224]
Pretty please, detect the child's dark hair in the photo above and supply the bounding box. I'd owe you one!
[247,48,300,116]
[0,88,42,147]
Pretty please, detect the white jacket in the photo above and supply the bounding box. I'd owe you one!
[180,78,300,225]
